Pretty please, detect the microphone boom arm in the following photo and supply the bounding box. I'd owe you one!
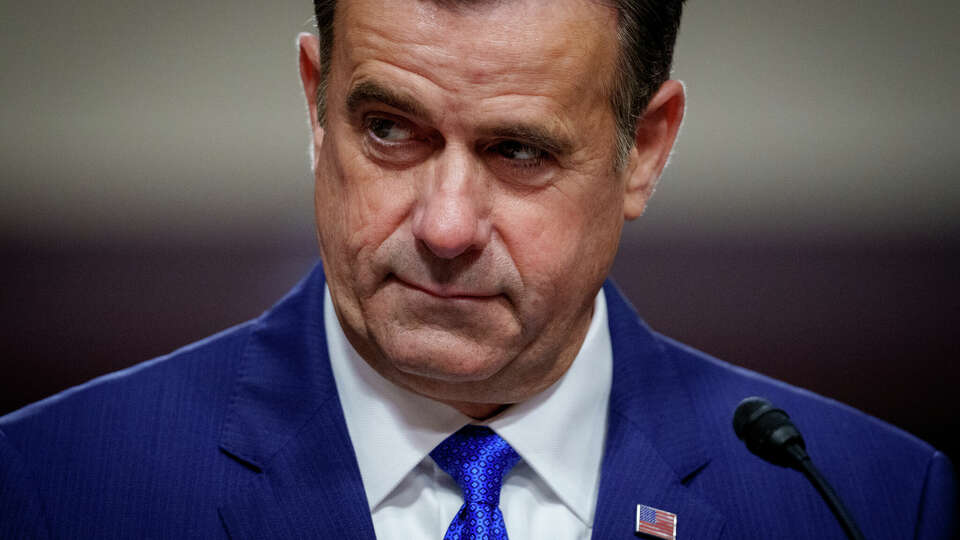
[794,452,865,540]
[734,397,866,540]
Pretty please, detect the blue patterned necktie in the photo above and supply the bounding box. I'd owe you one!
[430,425,522,540]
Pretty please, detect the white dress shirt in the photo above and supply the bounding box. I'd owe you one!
[325,286,612,540]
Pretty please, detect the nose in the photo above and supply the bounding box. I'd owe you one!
[412,146,491,259]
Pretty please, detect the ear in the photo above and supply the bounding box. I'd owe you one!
[623,80,685,220]
[297,32,325,167]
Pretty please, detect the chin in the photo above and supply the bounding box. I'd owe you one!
[375,325,517,383]
[360,283,526,383]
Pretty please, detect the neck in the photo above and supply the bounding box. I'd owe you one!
[444,401,511,420]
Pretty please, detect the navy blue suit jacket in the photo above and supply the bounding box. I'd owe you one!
[1,263,956,538]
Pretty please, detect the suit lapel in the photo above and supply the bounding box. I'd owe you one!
[593,281,725,539]
[218,397,376,540]
[217,264,376,540]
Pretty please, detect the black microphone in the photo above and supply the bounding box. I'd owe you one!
[733,397,866,540]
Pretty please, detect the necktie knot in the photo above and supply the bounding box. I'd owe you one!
[430,425,521,507]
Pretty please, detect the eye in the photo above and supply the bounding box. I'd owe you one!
[483,139,556,186]
[366,116,415,143]
[360,114,433,167]
[492,140,546,165]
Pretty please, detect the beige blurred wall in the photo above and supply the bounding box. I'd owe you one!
[1,1,958,247]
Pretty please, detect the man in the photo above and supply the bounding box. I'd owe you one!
[1,0,955,538]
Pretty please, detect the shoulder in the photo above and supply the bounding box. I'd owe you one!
[658,332,958,539]
[1,320,254,439]
[0,321,256,537]
[603,279,943,467]
[0,264,331,537]
[656,331,941,467]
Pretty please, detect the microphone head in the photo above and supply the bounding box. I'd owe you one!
[733,396,807,468]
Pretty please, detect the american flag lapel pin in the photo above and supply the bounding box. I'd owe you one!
[635,504,677,540]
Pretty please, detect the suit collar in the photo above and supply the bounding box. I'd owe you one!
[215,267,722,539]
[218,269,707,477]
[593,281,725,539]
[219,263,338,470]
[603,280,711,481]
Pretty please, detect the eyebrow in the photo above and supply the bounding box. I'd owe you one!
[345,79,433,122]
[345,78,574,156]
[482,123,574,156]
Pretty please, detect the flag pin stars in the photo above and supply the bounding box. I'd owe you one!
[635,504,677,540]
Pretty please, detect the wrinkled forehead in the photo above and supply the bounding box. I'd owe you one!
[331,0,620,106]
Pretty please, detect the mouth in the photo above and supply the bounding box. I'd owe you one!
[390,274,500,301]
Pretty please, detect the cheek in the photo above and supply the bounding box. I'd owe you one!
[497,179,624,301]
[498,196,589,291]
[315,143,416,276]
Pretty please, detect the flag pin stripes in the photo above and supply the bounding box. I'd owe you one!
[635,504,677,539]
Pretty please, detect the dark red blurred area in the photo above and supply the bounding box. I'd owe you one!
[1,234,957,463]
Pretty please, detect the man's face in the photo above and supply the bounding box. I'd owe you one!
[306,0,645,411]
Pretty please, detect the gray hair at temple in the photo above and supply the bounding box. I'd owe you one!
[312,0,686,170]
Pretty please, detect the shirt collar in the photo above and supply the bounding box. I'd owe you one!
[325,285,612,527]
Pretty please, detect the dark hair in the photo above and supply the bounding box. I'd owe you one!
[312,0,685,168]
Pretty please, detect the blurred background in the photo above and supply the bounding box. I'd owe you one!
[1,1,957,461]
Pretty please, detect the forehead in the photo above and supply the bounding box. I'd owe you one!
[331,0,619,121]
